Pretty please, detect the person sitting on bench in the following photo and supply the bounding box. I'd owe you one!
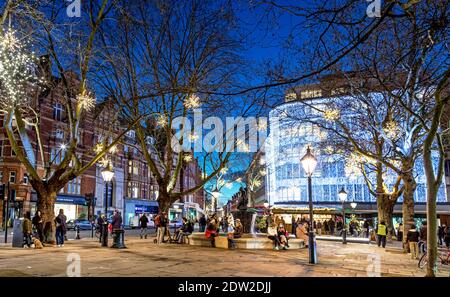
[267,222,281,250]
[177,217,193,244]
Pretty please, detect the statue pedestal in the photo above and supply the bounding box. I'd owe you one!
[233,209,257,234]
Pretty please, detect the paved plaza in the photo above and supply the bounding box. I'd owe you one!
[0,235,449,277]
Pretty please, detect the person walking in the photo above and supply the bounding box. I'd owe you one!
[397,223,404,242]
[32,210,44,242]
[139,213,149,239]
[363,220,370,238]
[97,214,106,243]
[111,210,122,230]
[199,215,207,232]
[157,212,168,244]
[438,225,444,246]
[419,221,427,253]
[324,220,329,235]
[55,209,67,247]
[444,226,450,248]
[329,218,335,236]
[406,224,420,259]
[376,221,387,248]
[22,212,33,248]
[316,220,322,236]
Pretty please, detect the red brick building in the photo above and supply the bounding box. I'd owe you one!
[0,60,96,225]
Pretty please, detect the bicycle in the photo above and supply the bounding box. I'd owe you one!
[418,248,450,269]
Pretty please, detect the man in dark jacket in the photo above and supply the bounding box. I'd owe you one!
[139,213,149,239]
[199,215,207,232]
[419,221,427,253]
[407,225,420,259]
[177,217,193,243]
[111,210,123,230]
[22,212,33,248]
[55,209,67,247]
[32,210,44,242]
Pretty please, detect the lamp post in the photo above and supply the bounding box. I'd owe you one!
[212,187,220,213]
[300,146,318,264]
[101,162,114,247]
[338,187,348,244]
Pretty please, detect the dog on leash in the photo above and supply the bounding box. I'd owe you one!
[32,237,43,249]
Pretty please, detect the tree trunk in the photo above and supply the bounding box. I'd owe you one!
[36,191,57,244]
[377,193,395,237]
[157,189,173,214]
[401,167,416,252]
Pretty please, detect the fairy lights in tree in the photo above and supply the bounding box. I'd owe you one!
[156,113,167,127]
[383,120,401,140]
[323,108,340,122]
[77,92,96,111]
[0,29,43,109]
[183,154,193,163]
[184,94,201,109]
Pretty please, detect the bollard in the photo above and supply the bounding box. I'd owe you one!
[91,224,94,238]
[111,229,126,249]
[75,225,81,240]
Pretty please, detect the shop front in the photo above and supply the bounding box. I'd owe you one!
[169,203,183,222]
[271,206,340,234]
[53,194,88,221]
[124,199,159,227]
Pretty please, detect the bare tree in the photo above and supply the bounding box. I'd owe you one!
[0,0,129,242]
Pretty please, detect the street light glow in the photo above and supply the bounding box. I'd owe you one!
[300,146,317,176]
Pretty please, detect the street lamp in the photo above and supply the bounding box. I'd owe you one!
[263,202,270,209]
[338,187,348,244]
[300,146,318,264]
[350,200,357,210]
[101,162,114,247]
[212,187,220,213]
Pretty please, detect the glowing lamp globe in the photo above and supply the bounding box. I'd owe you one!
[338,187,348,202]
[101,163,115,182]
[300,146,317,176]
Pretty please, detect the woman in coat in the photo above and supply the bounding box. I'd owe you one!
[296,222,309,246]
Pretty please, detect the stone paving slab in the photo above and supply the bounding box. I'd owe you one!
[0,237,449,277]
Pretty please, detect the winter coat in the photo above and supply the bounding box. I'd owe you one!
[111,213,123,230]
[55,214,67,232]
[22,218,32,234]
[296,224,308,245]
[406,229,420,243]
[139,215,149,228]
[420,225,427,241]
[32,215,43,231]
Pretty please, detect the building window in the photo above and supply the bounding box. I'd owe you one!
[55,129,64,139]
[53,103,64,121]
[0,171,3,183]
[67,177,81,194]
[23,174,29,184]
[0,140,3,157]
[9,171,16,183]
[11,146,16,156]
[127,182,139,198]
[50,147,64,165]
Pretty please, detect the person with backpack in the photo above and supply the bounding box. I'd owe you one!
[55,209,67,247]
[406,224,420,259]
[22,212,33,248]
[139,213,149,239]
